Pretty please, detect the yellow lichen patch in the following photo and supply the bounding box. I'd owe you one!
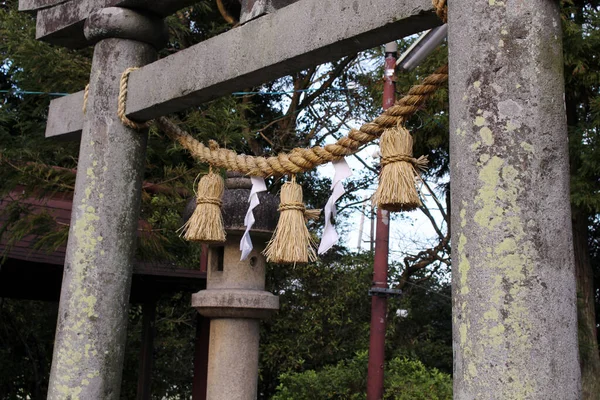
[473,156,504,228]
[467,362,478,378]
[484,309,499,321]
[474,81,482,89]
[505,121,519,132]
[458,234,470,295]
[480,127,494,146]
[467,150,538,397]
[51,155,102,396]
[460,323,468,346]
[520,142,534,152]
[474,116,486,127]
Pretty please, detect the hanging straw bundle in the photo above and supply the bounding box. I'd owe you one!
[180,170,226,243]
[373,123,428,212]
[264,176,320,264]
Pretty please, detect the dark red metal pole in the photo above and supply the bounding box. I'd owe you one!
[366,42,396,400]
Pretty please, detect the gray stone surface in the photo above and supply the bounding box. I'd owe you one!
[84,7,168,49]
[33,0,198,48]
[45,90,84,141]
[448,1,581,398]
[239,0,301,24]
[46,13,157,398]
[125,0,440,121]
[193,232,278,398]
[193,288,279,318]
[18,0,66,11]
[206,318,261,400]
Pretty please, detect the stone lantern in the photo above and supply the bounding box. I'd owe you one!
[191,173,279,400]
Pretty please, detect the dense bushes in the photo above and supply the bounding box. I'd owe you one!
[272,351,452,400]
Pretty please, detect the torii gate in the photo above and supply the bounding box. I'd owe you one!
[21,0,581,399]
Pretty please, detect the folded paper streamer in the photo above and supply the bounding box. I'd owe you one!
[240,177,267,260]
[318,159,352,254]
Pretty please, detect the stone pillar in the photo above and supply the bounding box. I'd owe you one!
[448,1,581,399]
[193,238,278,400]
[47,9,166,399]
[192,175,279,400]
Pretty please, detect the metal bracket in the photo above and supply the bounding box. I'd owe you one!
[368,287,403,297]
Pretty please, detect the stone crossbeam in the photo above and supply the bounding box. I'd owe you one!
[46,90,84,140]
[45,0,440,139]
[21,0,198,48]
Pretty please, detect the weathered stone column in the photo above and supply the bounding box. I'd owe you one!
[448,1,581,398]
[192,175,279,400]
[47,9,166,399]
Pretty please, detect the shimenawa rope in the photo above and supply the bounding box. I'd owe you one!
[138,64,448,177]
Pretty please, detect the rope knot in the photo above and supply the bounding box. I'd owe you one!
[278,202,321,221]
[279,202,305,212]
[196,197,223,207]
[381,154,429,171]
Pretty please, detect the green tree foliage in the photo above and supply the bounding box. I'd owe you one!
[561,1,600,397]
[0,299,57,399]
[272,351,452,400]
[259,253,452,398]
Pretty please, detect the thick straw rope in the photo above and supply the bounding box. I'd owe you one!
[151,64,448,177]
[118,67,153,130]
[115,1,449,177]
[432,0,448,23]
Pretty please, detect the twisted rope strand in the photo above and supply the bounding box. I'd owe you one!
[432,0,448,23]
[83,84,89,114]
[155,64,448,177]
[118,67,153,130]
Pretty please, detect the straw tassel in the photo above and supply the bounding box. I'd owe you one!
[373,123,428,212]
[264,176,320,264]
[180,170,226,243]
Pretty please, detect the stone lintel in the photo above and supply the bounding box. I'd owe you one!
[33,0,198,48]
[192,289,279,319]
[44,0,440,139]
[125,0,440,121]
